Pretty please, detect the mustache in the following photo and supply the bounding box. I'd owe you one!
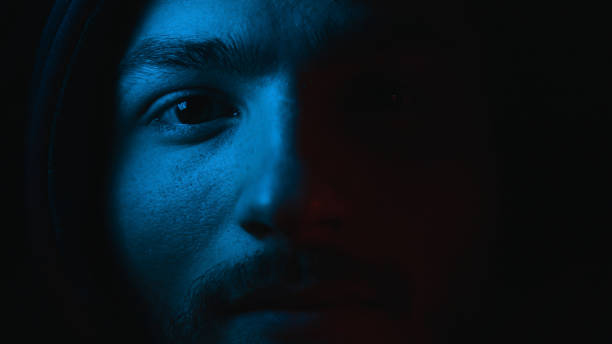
[166,247,412,342]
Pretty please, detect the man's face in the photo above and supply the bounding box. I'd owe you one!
[108,0,494,342]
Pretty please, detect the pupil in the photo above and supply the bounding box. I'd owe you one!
[176,97,213,124]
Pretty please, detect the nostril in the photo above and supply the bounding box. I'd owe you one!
[241,221,274,238]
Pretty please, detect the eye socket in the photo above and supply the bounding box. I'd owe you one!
[340,76,421,116]
[158,93,240,125]
[353,87,412,113]
[143,89,242,143]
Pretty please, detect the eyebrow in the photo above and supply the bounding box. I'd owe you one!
[119,35,278,77]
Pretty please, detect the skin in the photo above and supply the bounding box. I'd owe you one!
[107,0,495,343]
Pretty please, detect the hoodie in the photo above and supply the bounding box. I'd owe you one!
[26,1,152,342]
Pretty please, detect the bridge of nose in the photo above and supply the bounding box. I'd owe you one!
[233,61,357,241]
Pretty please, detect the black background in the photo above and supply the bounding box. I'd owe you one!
[4,1,609,343]
[4,1,57,342]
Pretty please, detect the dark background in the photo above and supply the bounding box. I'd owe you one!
[4,1,609,343]
[3,1,56,342]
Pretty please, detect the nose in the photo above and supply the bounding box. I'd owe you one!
[237,139,350,245]
[236,88,349,246]
[240,184,349,246]
[237,148,303,238]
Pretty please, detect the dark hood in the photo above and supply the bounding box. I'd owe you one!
[26,0,152,342]
[27,0,102,264]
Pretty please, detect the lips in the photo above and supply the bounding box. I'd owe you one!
[186,248,413,324]
[220,277,413,344]
[226,279,393,314]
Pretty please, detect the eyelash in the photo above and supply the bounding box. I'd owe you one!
[145,89,241,142]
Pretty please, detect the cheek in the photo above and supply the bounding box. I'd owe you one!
[106,135,245,299]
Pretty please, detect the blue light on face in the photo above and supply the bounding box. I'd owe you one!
[108,0,340,332]
[106,1,491,343]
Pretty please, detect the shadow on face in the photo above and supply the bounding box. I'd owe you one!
[106,0,495,343]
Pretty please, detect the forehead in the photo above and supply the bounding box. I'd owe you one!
[130,0,369,59]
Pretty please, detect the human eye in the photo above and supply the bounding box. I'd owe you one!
[144,89,241,143]
[341,75,422,116]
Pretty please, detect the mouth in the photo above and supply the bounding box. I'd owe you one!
[175,250,413,343]
[225,279,410,316]
[220,279,412,343]
[213,249,413,319]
